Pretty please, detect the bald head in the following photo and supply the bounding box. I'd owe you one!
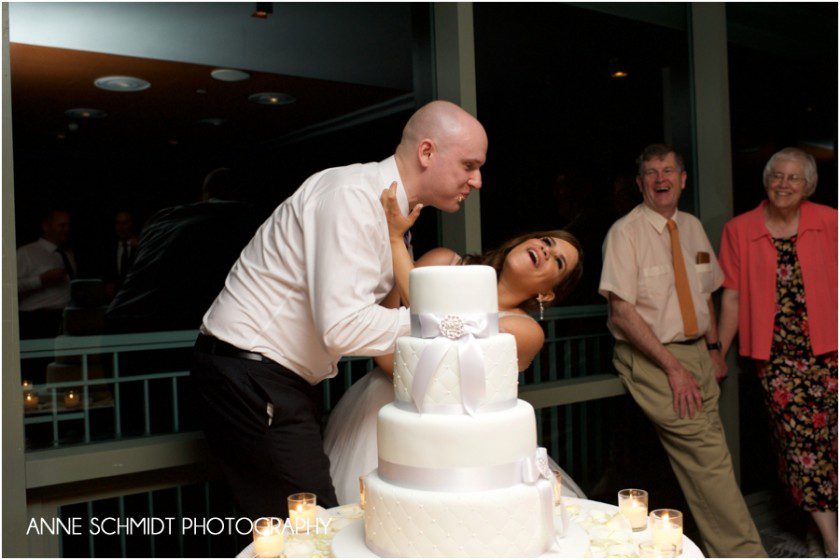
[394,101,488,213]
[397,100,484,156]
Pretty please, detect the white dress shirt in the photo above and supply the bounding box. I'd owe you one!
[202,156,411,384]
[599,204,724,343]
[17,238,74,311]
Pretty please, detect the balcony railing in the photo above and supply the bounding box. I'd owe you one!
[19,304,626,557]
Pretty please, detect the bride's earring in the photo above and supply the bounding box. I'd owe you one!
[538,297,545,321]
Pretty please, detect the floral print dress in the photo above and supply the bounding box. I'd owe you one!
[757,235,838,511]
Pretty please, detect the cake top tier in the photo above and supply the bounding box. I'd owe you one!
[409,265,498,315]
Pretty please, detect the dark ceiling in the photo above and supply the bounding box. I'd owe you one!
[10,42,409,162]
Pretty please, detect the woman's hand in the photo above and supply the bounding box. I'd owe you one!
[381,182,422,242]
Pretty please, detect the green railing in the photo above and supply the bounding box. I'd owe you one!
[20,305,623,557]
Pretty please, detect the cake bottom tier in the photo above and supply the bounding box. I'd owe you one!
[364,471,551,557]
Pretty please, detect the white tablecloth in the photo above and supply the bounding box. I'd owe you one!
[238,500,705,558]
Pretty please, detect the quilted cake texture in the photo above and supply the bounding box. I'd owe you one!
[393,334,518,409]
[364,471,548,557]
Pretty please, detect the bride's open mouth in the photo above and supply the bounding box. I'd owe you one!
[528,248,540,267]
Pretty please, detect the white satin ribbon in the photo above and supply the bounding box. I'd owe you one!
[377,447,566,549]
[410,312,496,416]
[522,447,568,546]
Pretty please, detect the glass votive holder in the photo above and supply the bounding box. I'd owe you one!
[359,475,366,510]
[63,389,81,409]
[649,509,683,554]
[287,493,317,533]
[617,488,648,531]
[23,391,40,411]
[638,540,678,558]
[551,467,563,506]
[22,379,32,391]
[253,517,284,558]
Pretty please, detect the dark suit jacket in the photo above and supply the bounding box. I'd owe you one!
[106,200,264,333]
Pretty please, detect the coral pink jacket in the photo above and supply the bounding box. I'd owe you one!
[719,200,837,361]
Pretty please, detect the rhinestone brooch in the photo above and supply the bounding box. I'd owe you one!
[439,315,465,339]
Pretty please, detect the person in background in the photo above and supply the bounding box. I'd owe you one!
[718,147,837,557]
[17,209,76,339]
[103,210,139,300]
[599,144,766,557]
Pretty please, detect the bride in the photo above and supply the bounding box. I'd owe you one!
[324,183,586,504]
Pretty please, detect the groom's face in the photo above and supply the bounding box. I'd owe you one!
[423,125,487,213]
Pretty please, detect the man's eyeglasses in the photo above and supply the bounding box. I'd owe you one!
[768,172,806,186]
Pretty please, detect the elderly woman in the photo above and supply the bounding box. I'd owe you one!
[718,147,837,556]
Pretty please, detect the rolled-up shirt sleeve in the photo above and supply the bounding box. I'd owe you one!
[304,185,410,357]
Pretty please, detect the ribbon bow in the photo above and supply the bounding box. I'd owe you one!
[523,448,568,547]
[410,312,494,416]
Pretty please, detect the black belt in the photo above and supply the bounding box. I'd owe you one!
[195,334,276,364]
[671,337,702,345]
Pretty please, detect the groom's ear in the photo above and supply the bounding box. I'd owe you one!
[418,139,435,169]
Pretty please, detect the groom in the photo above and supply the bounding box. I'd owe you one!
[191,100,488,519]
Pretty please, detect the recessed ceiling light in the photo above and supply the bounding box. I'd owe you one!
[248,92,296,106]
[610,71,629,79]
[94,75,151,92]
[211,69,250,82]
[65,108,108,119]
[198,118,226,126]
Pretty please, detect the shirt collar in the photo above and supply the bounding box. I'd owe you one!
[640,203,679,234]
[38,237,58,252]
[747,200,822,241]
[379,155,409,216]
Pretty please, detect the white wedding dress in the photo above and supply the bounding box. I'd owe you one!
[323,367,587,505]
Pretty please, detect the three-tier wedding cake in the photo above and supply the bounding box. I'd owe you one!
[362,265,561,557]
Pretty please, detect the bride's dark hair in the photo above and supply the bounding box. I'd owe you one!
[460,230,583,314]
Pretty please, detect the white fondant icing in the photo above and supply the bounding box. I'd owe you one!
[376,400,537,469]
[409,265,498,316]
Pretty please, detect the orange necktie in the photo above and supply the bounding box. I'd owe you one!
[666,219,698,338]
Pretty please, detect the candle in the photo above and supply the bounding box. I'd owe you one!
[22,380,32,391]
[287,493,317,533]
[359,475,366,510]
[63,390,80,409]
[638,540,678,558]
[23,392,40,411]
[253,517,284,558]
[650,509,683,554]
[618,489,648,531]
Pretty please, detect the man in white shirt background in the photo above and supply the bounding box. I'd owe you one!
[191,100,488,519]
[17,208,76,339]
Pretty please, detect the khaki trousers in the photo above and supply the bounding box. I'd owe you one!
[613,340,766,558]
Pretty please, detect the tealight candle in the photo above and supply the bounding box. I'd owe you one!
[618,488,648,531]
[650,509,683,554]
[287,493,317,533]
[638,540,678,558]
[23,392,39,411]
[359,475,366,510]
[63,390,80,409]
[253,517,284,558]
[22,380,32,391]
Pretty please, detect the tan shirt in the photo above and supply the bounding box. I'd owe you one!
[599,204,724,343]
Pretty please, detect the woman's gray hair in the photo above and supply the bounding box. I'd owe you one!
[762,147,818,197]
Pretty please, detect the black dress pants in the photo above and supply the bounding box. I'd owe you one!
[190,347,338,520]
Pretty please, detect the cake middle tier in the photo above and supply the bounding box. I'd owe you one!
[393,333,518,410]
[377,400,537,470]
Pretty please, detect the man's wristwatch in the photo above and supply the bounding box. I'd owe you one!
[706,341,722,351]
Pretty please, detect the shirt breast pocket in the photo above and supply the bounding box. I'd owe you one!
[641,265,670,297]
[694,262,714,294]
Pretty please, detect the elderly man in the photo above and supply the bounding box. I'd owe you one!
[599,144,766,557]
[191,100,487,519]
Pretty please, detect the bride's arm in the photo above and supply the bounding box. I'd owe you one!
[381,182,422,306]
[500,313,546,372]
